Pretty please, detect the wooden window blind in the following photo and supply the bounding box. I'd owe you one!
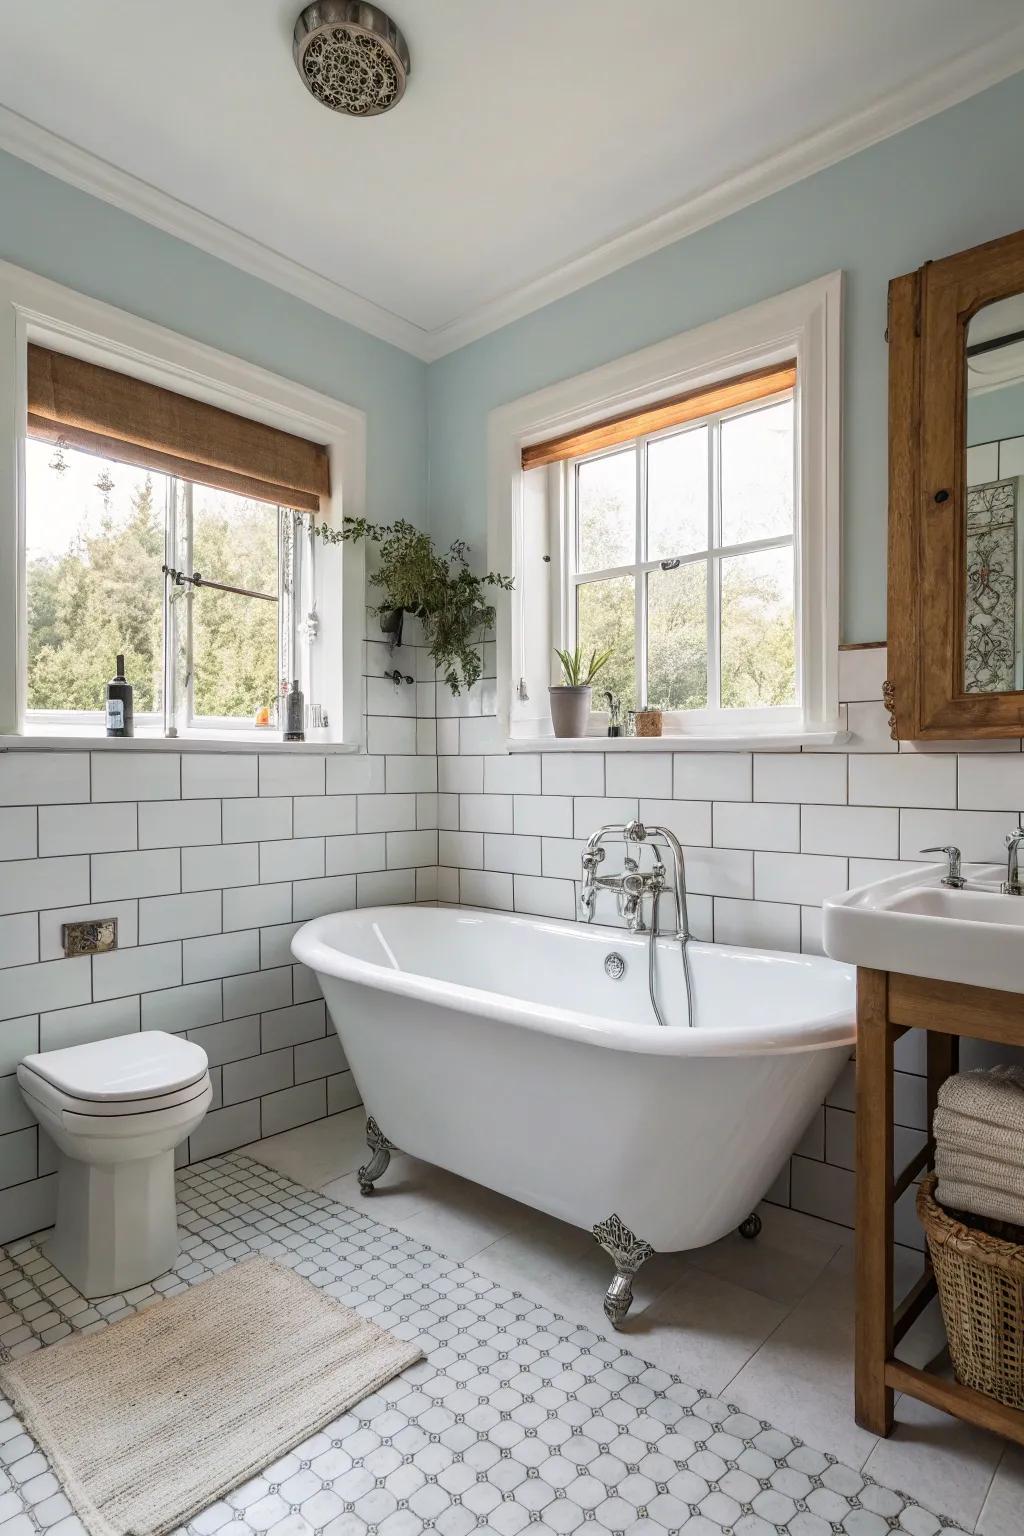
[520,360,796,471]
[27,345,331,512]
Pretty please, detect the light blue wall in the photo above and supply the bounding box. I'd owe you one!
[968,381,1024,447]
[426,71,1024,643]
[0,149,428,524]
[5,70,1024,638]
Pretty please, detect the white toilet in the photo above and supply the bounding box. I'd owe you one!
[18,1031,212,1298]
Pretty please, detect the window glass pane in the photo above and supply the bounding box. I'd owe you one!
[190,486,279,721]
[577,576,635,708]
[647,426,708,560]
[647,563,708,709]
[720,544,796,708]
[577,449,635,572]
[25,438,164,713]
[720,398,793,547]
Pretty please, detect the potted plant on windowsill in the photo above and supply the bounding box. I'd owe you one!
[550,645,614,738]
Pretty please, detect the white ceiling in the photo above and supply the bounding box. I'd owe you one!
[1,1,1023,357]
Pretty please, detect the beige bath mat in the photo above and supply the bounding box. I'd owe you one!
[0,1255,422,1536]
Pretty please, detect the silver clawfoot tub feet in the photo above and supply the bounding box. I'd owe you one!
[738,1211,762,1240]
[357,1116,394,1195]
[593,1213,655,1328]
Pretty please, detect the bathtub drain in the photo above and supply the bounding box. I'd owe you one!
[604,952,626,980]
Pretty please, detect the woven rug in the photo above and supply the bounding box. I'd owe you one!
[0,1254,422,1536]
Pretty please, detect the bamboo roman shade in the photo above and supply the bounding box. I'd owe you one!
[27,345,330,512]
[521,360,797,470]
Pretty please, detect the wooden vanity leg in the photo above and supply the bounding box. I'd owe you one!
[855,968,894,1436]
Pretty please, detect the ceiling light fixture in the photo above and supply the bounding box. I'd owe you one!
[293,2,410,117]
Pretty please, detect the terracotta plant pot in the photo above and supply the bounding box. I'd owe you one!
[549,685,592,738]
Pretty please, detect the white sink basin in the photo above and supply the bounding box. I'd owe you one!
[822,863,1024,993]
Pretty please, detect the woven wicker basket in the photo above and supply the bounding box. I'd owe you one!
[918,1174,1024,1408]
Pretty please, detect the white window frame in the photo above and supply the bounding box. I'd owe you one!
[566,387,798,731]
[0,259,366,750]
[487,272,844,750]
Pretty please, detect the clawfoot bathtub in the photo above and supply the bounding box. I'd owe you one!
[292,905,855,1325]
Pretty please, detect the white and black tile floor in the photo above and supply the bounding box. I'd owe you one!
[0,1112,1020,1536]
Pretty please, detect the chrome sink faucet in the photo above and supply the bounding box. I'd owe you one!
[920,845,965,889]
[1004,829,1024,895]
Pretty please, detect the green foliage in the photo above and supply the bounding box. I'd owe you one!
[27,474,164,711]
[26,470,280,721]
[314,516,513,695]
[647,563,707,709]
[577,576,635,707]
[572,460,794,710]
[554,643,614,688]
[720,556,795,708]
[189,498,278,718]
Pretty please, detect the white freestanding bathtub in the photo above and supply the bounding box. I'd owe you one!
[293,905,855,1323]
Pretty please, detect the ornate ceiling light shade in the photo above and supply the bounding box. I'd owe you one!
[293,2,410,117]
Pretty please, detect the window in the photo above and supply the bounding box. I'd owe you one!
[0,269,367,745]
[25,437,312,735]
[490,273,842,747]
[568,389,797,724]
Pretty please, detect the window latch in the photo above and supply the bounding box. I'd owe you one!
[162,564,276,603]
[659,558,681,571]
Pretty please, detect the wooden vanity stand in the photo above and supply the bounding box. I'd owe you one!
[856,967,1024,1446]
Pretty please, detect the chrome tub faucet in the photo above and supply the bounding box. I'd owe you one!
[580,846,663,933]
[579,818,693,1028]
[580,819,685,938]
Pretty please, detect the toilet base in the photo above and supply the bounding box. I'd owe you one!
[47,1149,180,1298]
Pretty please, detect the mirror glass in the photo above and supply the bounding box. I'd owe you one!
[963,294,1024,692]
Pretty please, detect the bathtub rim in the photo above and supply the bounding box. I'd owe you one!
[292,905,856,1058]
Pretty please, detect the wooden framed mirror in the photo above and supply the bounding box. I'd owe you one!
[887,227,1024,739]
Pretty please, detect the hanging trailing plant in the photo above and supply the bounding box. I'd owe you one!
[312,516,513,695]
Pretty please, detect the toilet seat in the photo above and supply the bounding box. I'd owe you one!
[19,1030,207,1105]
[18,1072,210,1119]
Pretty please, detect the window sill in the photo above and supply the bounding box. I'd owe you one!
[508,723,849,753]
[0,729,359,754]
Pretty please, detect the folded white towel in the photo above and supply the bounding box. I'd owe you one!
[937,1066,1024,1133]
[934,1067,1024,1226]
[934,1177,1024,1229]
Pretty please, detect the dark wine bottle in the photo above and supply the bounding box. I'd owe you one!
[105,654,134,738]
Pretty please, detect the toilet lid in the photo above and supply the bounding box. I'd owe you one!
[20,1030,208,1103]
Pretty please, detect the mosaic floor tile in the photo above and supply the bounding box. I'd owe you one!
[0,1154,971,1536]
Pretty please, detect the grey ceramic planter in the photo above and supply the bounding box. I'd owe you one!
[549,685,592,738]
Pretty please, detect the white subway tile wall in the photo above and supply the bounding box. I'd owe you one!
[432,641,1024,1250]
[0,613,438,1243]
[5,633,1024,1253]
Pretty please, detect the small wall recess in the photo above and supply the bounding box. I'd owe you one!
[62,918,117,957]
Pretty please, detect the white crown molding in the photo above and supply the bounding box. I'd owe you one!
[1,24,1023,364]
[0,105,434,360]
[426,24,1024,358]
